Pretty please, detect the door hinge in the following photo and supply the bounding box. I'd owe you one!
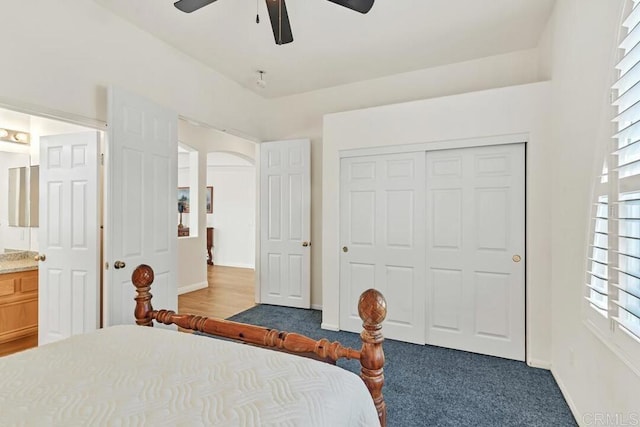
[100,153,104,165]
[105,261,109,270]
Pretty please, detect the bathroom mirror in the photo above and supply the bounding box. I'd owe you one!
[8,165,39,227]
[8,167,27,226]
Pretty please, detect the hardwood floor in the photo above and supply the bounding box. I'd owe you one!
[178,265,255,319]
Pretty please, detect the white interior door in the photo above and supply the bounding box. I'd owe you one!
[38,131,100,345]
[339,152,426,344]
[104,87,178,326]
[259,139,311,308]
[426,143,525,360]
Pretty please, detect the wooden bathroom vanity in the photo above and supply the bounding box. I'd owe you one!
[0,253,38,356]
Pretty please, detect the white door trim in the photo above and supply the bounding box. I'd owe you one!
[339,133,528,159]
[0,96,106,131]
[254,144,262,304]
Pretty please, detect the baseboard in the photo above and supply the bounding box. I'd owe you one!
[527,358,551,370]
[177,281,208,295]
[311,304,322,311]
[321,322,339,332]
[215,262,255,269]
[551,369,581,425]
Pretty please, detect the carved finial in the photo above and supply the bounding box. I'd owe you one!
[358,289,387,327]
[132,264,154,289]
[133,264,155,327]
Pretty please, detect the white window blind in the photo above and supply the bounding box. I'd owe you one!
[587,191,608,315]
[586,1,640,371]
[612,0,640,341]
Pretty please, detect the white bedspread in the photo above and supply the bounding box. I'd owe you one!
[0,325,379,426]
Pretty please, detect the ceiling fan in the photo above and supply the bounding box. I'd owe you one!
[173,0,375,45]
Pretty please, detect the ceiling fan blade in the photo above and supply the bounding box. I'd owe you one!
[174,0,218,13]
[326,0,374,14]
[265,0,293,45]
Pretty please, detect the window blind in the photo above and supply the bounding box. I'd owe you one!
[610,0,640,340]
[587,194,609,314]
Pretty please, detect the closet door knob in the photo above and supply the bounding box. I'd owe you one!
[114,260,126,269]
[512,255,522,263]
[342,246,349,253]
[34,254,46,262]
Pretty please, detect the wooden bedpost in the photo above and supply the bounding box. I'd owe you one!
[358,289,387,427]
[132,264,155,327]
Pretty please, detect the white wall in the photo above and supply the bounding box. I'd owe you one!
[206,153,256,269]
[258,49,545,307]
[546,0,640,420]
[0,0,265,139]
[322,82,552,366]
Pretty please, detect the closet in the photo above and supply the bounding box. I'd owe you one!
[339,143,525,361]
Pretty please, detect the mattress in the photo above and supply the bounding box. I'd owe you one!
[0,325,379,426]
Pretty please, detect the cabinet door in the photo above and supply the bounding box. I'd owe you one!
[0,270,38,349]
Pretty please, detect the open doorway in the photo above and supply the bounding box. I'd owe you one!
[175,121,258,319]
[176,149,257,319]
[206,151,256,269]
[0,106,101,356]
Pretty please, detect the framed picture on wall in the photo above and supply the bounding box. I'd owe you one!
[206,186,214,214]
[177,187,190,213]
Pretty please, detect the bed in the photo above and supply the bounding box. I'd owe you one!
[0,264,387,426]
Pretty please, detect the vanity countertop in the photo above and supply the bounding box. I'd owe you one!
[0,251,38,274]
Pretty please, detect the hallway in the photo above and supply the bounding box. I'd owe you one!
[178,265,255,319]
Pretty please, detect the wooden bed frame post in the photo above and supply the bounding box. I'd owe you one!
[358,289,387,427]
[132,264,155,326]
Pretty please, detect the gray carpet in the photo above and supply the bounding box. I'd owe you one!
[227,305,576,427]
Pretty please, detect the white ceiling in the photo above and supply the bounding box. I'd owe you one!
[94,0,556,99]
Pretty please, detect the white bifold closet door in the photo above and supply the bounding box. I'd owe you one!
[339,152,427,344]
[425,144,525,361]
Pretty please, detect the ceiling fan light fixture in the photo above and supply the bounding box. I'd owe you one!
[256,71,267,89]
